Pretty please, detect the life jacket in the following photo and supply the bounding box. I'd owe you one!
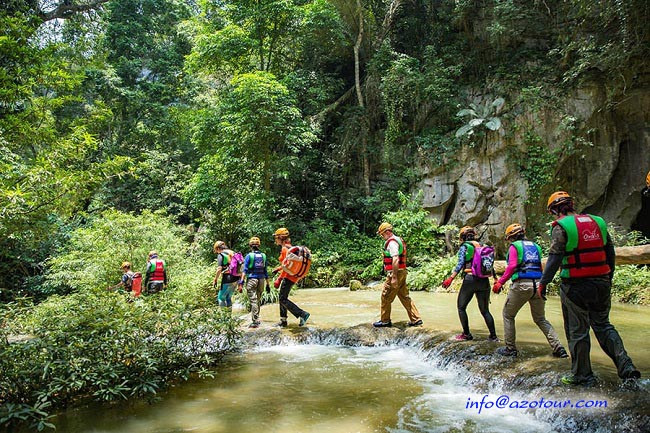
[383,235,407,271]
[554,214,610,278]
[124,270,135,290]
[462,241,480,272]
[247,251,267,274]
[281,246,312,279]
[508,240,543,281]
[148,259,166,282]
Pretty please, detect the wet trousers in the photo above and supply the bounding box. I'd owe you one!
[218,281,237,308]
[502,279,563,351]
[246,278,265,322]
[560,278,638,380]
[279,278,307,320]
[380,269,421,323]
[457,274,496,337]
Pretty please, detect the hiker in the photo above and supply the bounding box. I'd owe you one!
[492,223,568,358]
[213,241,239,310]
[272,228,310,327]
[242,236,269,328]
[108,262,135,292]
[644,170,650,198]
[538,191,640,385]
[441,226,498,341]
[143,251,167,295]
[373,223,422,328]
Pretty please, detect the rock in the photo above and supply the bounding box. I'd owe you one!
[349,280,363,291]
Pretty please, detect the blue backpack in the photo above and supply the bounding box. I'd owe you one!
[248,251,267,273]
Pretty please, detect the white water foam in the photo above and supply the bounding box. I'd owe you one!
[255,344,557,432]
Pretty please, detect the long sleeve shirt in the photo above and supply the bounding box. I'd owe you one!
[497,244,520,285]
[243,252,268,280]
[452,244,469,274]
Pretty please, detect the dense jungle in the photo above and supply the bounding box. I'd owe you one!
[1,0,649,431]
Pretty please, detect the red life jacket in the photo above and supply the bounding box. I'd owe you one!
[555,214,610,278]
[383,236,407,271]
[149,259,166,282]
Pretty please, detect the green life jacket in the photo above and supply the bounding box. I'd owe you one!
[553,214,610,279]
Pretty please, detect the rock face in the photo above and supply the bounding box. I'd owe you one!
[418,84,650,252]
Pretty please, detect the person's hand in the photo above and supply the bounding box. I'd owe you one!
[237,284,243,293]
[492,281,502,294]
[536,283,546,300]
[441,277,454,288]
[274,278,281,289]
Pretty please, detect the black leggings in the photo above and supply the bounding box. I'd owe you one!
[278,278,306,319]
[457,275,496,337]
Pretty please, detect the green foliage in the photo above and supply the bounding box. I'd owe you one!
[455,97,505,141]
[517,131,559,203]
[382,191,453,260]
[44,210,194,295]
[0,290,239,431]
[407,256,457,291]
[611,265,650,305]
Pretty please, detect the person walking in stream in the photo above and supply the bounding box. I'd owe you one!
[373,223,422,328]
[213,241,239,311]
[241,236,269,328]
[441,226,498,341]
[272,228,310,327]
[537,191,640,386]
[492,223,568,358]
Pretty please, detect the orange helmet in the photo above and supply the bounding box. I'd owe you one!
[547,191,573,212]
[504,223,524,240]
[249,236,261,246]
[377,222,393,235]
[646,170,649,188]
[459,226,477,240]
[273,227,289,238]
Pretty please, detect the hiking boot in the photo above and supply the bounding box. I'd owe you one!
[373,320,392,328]
[561,374,596,387]
[299,312,310,327]
[454,333,473,341]
[497,346,518,357]
[275,319,288,328]
[248,322,260,328]
[553,347,569,358]
[620,369,641,380]
[407,319,423,327]
[487,335,500,342]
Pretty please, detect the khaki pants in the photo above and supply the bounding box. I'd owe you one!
[502,279,562,352]
[380,269,421,323]
[246,278,265,322]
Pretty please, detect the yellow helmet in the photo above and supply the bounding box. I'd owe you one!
[459,226,476,240]
[273,227,289,238]
[504,223,524,240]
[377,222,393,235]
[249,236,261,246]
[547,191,573,212]
[213,241,226,253]
[120,261,131,269]
[646,170,650,188]
[148,250,158,258]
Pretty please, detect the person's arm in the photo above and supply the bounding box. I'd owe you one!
[605,232,615,280]
[143,261,151,287]
[537,225,567,297]
[163,262,168,286]
[498,245,519,285]
[213,254,223,286]
[442,245,466,287]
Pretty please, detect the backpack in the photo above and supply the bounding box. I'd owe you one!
[131,272,142,297]
[471,244,495,278]
[227,251,245,277]
[281,246,312,280]
[248,251,267,273]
